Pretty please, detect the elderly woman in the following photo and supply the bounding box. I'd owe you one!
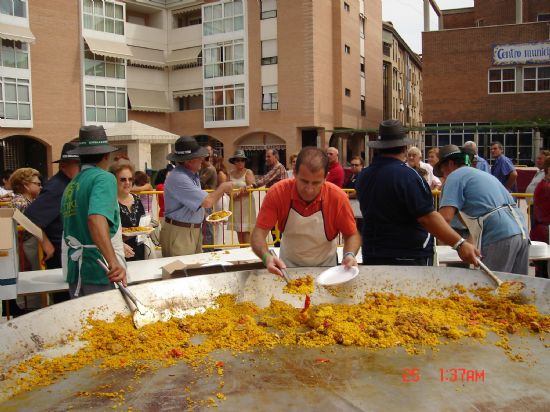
[406,146,441,189]
[228,150,256,245]
[9,168,42,272]
[109,160,145,261]
[9,168,41,212]
[426,147,440,168]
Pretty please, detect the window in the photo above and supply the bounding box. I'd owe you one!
[475,19,484,27]
[360,16,365,39]
[262,85,278,110]
[383,42,391,57]
[0,0,26,17]
[261,39,277,65]
[85,84,126,123]
[83,0,124,35]
[204,39,244,79]
[537,14,550,22]
[203,0,244,36]
[84,45,125,79]
[0,77,31,120]
[360,95,365,116]
[204,83,245,122]
[344,44,350,54]
[360,56,365,77]
[261,0,276,19]
[177,95,203,111]
[174,9,202,28]
[488,68,515,94]
[523,66,550,92]
[344,2,350,12]
[0,40,28,69]
[345,88,351,97]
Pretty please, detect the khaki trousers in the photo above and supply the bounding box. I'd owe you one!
[160,222,203,257]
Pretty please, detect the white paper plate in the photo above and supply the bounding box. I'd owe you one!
[121,227,155,237]
[316,265,359,286]
[206,210,232,223]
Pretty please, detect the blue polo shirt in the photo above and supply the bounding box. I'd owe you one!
[356,156,435,258]
[25,171,71,248]
[476,155,490,173]
[164,165,207,224]
[440,166,526,247]
[491,155,516,192]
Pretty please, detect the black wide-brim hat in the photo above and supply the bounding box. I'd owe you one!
[229,149,248,164]
[433,144,465,177]
[368,119,414,149]
[68,126,119,155]
[53,142,80,163]
[167,136,209,162]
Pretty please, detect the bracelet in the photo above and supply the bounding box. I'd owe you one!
[343,251,356,259]
[261,252,269,266]
[452,238,466,251]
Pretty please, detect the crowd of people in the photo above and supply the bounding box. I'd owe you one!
[1,118,547,316]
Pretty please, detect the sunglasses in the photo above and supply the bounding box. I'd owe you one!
[120,177,134,182]
[351,163,362,167]
[234,159,245,163]
[30,181,42,187]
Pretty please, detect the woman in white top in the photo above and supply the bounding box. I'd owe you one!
[228,150,256,245]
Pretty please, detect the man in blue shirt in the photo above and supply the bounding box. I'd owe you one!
[490,141,517,192]
[463,141,490,173]
[436,145,529,275]
[356,119,478,266]
[25,142,80,270]
[161,136,233,257]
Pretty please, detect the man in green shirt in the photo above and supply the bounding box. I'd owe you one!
[61,126,126,298]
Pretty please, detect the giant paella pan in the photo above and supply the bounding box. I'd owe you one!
[1,266,550,411]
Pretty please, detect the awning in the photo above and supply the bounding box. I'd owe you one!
[166,46,201,66]
[128,46,165,67]
[0,23,35,43]
[172,4,202,15]
[127,89,172,113]
[84,35,132,60]
[173,88,203,98]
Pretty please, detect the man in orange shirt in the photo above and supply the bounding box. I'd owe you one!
[251,147,360,275]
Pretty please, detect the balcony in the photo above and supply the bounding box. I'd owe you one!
[169,24,202,51]
[126,22,166,50]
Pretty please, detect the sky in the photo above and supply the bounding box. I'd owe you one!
[382,0,474,54]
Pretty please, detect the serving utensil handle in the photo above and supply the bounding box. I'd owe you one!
[269,249,291,284]
[477,259,503,287]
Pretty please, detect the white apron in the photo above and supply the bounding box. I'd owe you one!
[459,204,526,250]
[279,202,338,267]
[63,224,126,297]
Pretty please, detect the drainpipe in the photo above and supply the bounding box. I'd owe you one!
[515,0,523,24]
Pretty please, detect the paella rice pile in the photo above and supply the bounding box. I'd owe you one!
[283,275,314,295]
[4,285,550,400]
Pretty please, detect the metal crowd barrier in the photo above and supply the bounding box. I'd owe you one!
[1,189,535,269]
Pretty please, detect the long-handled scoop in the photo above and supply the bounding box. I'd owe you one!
[97,259,161,328]
[269,249,291,284]
[477,259,526,298]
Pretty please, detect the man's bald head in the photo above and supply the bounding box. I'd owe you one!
[327,147,339,164]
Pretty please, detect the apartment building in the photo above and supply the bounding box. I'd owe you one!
[422,0,550,164]
[0,0,383,176]
[382,21,422,147]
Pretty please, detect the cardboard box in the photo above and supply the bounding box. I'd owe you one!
[0,208,43,300]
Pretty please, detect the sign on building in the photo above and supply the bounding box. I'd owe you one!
[493,41,550,65]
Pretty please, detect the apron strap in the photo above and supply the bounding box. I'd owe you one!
[65,235,98,297]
